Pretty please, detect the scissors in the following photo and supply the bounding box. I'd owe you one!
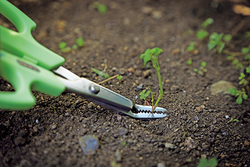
[0,0,167,119]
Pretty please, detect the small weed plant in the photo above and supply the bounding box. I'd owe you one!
[194,61,207,75]
[92,2,107,14]
[196,18,232,54]
[59,37,85,53]
[228,65,250,104]
[197,157,217,167]
[140,47,164,112]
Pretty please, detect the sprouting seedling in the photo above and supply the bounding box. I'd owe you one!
[228,88,248,104]
[139,89,151,102]
[241,47,250,60]
[197,30,209,40]
[208,32,232,53]
[187,59,192,65]
[194,61,207,75]
[239,72,248,86]
[76,37,85,47]
[197,157,217,167]
[91,67,111,78]
[228,117,239,123]
[59,42,71,53]
[202,18,214,28]
[187,42,196,52]
[227,54,243,69]
[140,47,164,112]
[117,75,123,81]
[196,18,213,40]
[92,2,107,14]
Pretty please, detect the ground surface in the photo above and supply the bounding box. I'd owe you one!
[1,0,250,166]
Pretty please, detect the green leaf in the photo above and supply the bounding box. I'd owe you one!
[194,68,198,72]
[187,45,194,52]
[117,75,123,81]
[91,68,111,78]
[72,44,78,50]
[122,141,126,147]
[216,41,225,53]
[187,60,192,65]
[208,158,217,167]
[76,37,85,47]
[145,90,151,97]
[198,158,208,167]
[196,30,209,40]
[232,59,239,65]
[59,42,67,49]
[228,88,236,95]
[244,54,250,60]
[208,40,217,50]
[236,96,243,104]
[202,18,214,28]
[246,66,250,73]
[243,94,248,100]
[201,61,206,67]
[239,73,245,80]
[239,79,247,85]
[98,4,107,14]
[241,47,249,54]
[223,34,232,42]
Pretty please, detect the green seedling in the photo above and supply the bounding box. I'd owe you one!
[228,117,239,123]
[202,18,214,28]
[241,47,250,60]
[122,141,126,147]
[208,32,232,53]
[197,30,209,40]
[239,73,248,86]
[92,2,107,14]
[140,47,164,112]
[76,37,85,47]
[72,44,78,50]
[226,54,243,69]
[197,157,217,167]
[228,88,248,104]
[194,61,207,75]
[187,42,196,52]
[187,59,192,65]
[91,67,111,79]
[139,89,151,101]
[59,42,71,53]
[117,75,123,81]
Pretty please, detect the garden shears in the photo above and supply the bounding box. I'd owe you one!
[0,0,167,118]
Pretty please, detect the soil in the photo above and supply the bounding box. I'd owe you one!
[1,0,250,166]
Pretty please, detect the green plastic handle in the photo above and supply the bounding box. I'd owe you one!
[0,0,65,69]
[0,0,66,110]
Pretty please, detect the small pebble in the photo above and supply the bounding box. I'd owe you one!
[151,10,162,19]
[164,142,174,149]
[135,95,138,99]
[119,68,126,75]
[222,132,226,135]
[143,70,151,78]
[14,136,26,146]
[225,115,229,119]
[79,135,99,155]
[157,162,166,167]
[137,86,143,90]
[51,124,57,130]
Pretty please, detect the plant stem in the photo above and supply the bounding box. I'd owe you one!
[152,66,163,112]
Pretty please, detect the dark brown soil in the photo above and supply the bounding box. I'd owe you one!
[1,0,250,166]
